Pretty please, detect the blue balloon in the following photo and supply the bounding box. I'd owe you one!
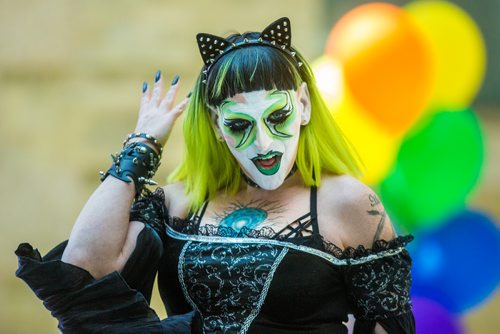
[412,296,465,334]
[409,210,500,314]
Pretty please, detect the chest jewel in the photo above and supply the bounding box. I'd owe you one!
[178,241,289,333]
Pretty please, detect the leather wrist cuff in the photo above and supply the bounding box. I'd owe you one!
[99,142,161,199]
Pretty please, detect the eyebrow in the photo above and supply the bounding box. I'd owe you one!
[220,90,288,116]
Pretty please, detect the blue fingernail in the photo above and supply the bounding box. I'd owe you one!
[154,70,161,83]
[171,74,180,86]
[142,81,148,93]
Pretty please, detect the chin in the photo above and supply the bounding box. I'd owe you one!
[255,176,286,190]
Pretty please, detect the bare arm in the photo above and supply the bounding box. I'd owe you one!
[61,71,188,279]
[374,323,389,334]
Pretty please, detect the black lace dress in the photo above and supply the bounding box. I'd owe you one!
[15,187,415,334]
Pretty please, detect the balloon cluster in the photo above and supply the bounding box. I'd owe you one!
[312,1,499,332]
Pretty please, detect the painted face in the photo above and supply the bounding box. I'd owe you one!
[216,90,303,190]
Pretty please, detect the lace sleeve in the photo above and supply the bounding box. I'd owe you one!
[341,235,416,334]
[129,187,168,244]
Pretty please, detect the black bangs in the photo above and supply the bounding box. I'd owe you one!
[204,32,300,107]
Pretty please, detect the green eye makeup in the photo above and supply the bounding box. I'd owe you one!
[219,90,297,150]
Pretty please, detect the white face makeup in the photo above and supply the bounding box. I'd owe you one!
[215,89,306,190]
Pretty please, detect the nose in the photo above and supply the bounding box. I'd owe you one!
[254,125,271,152]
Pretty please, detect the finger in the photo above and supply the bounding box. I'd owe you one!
[151,69,164,107]
[160,75,181,111]
[139,81,149,114]
[170,96,190,118]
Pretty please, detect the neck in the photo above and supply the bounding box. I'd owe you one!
[241,165,302,196]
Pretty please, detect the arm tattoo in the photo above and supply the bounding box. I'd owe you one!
[367,194,395,245]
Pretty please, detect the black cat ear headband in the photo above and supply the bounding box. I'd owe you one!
[196,17,303,84]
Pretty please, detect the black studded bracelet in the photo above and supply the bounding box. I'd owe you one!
[122,132,163,155]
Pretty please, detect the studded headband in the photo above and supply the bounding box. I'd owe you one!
[196,17,303,84]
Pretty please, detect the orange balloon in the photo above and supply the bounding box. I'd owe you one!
[326,3,434,135]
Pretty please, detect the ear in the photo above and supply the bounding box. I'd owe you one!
[209,106,225,142]
[297,82,311,125]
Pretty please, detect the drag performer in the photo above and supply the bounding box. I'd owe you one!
[15,17,415,333]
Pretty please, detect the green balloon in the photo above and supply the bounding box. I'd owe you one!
[380,109,484,232]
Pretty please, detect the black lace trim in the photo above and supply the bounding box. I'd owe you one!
[169,217,288,240]
[321,235,414,260]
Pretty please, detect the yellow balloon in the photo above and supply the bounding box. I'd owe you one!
[335,89,401,185]
[311,55,344,111]
[405,0,486,110]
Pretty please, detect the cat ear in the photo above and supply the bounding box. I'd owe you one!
[260,17,292,49]
[196,33,231,66]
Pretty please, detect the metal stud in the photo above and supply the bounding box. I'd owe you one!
[138,177,158,186]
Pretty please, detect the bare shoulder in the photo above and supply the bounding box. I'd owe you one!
[160,182,191,218]
[318,174,397,250]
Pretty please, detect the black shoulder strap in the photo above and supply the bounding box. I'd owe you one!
[310,186,320,234]
[194,200,209,229]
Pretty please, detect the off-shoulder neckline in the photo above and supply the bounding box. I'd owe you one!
[148,187,414,260]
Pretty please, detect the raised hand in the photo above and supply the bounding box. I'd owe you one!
[133,70,190,148]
